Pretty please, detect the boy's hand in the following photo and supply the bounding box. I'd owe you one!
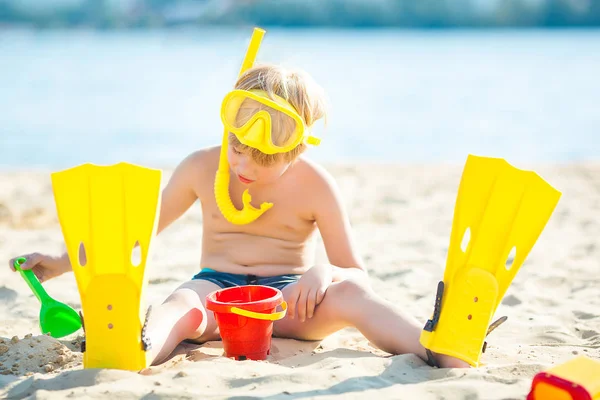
[8,253,71,283]
[286,264,332,322]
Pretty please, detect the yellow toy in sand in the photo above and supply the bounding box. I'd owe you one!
[214,27,322,225]
[420,155,562,367]
[51,162,162,370]
[528,355,600,400]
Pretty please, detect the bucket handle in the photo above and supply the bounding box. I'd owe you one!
[230,301,287,321]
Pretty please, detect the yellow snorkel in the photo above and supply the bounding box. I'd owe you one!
[215,27,322,224]
[214,27,274,225]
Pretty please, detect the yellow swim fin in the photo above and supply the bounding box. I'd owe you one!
[420,155,562,367]
[51,162,162,371]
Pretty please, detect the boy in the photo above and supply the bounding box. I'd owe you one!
[8,63,468,369]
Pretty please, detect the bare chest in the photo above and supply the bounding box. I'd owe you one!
[201,179,316,240]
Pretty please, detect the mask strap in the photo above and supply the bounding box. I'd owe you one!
[306,136,321,146]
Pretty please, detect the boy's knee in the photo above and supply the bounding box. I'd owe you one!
[163,289,211,339]
[329,278,371,299]
[165,286,204,310]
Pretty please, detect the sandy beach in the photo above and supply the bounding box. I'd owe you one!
[0,160,598,399]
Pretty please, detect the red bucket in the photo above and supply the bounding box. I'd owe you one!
[206,285,287,361]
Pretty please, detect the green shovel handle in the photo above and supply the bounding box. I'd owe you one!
[14,257,52,304]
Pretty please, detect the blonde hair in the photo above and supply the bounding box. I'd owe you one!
[229,63,328,166]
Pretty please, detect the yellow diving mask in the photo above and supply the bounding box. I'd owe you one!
[214,27,323,226]
[221,89,320,155]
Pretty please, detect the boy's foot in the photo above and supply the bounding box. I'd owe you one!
[429,350,471,368]
[423,316,509,369]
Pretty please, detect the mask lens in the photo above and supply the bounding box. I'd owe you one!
[226,95,300,149]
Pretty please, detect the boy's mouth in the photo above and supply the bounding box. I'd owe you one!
[237,174,255,184]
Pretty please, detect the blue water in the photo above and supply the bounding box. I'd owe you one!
[1,28,599,169]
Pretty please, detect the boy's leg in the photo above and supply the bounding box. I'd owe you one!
[274,278,470,368]
[145,279,222,365]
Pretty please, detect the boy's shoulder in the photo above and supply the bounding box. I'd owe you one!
[292,157,346,219]
[170,146,220,193]
[291,157,339,195]
[184,145,221,167]
[177,146,221,177]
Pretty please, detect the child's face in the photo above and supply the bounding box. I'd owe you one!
[227,143,291,186]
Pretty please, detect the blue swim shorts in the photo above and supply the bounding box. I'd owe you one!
[192,268,301,291]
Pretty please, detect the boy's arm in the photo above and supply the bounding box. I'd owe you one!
[156,150,206,235]
[311,165,367,281]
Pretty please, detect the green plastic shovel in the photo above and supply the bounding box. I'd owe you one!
[13,257,82,338]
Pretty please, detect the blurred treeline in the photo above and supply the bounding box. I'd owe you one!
[1,0,599,29]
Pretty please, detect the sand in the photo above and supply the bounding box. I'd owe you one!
[0,161,599,399]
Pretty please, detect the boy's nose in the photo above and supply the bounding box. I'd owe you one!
[235,163,247,175]
[238,155,253,171]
